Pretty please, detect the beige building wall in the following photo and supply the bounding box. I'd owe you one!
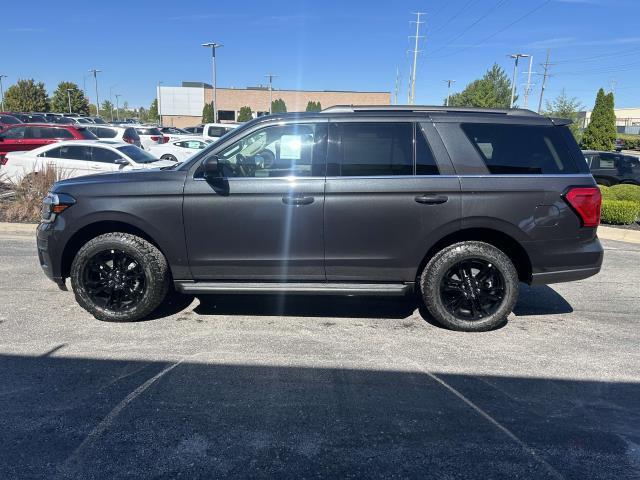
[162,87,390,128]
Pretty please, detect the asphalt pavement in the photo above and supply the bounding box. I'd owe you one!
[0,231,638,479]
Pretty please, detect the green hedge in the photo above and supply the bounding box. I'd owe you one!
[600,199,640,225]
[617,135,640,151]
[605,184,640,204]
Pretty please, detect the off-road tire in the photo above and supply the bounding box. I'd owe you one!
[70,233,170,322]
[420,241,519,332]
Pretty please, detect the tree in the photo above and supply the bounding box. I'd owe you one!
[237,106,253,122]
[100,100,114,120]
[138,106,149,122]
[447,64,514,108]
[148,99,158,122]
[202,103,214,123]
[306,100,321,112]
[271,98,287,113]
[581,88,616,151]
[50,81,89,115]
[3,79,49,112]
[543,89,584,140]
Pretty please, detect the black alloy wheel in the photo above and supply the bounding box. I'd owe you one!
[81,249,147,312]
[439,259,505,321]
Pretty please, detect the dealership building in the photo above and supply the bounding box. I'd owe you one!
[157,82,390,127]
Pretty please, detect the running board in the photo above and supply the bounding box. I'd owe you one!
[174,281,414,296]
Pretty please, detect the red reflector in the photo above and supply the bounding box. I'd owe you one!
[0,155,7,166]
[564,187,602,228]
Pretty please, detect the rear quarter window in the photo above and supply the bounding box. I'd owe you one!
[461,123,579,175]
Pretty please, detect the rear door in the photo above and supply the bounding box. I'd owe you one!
[323,120,461,282]
[183,120,328,280]
[0,125,28,157]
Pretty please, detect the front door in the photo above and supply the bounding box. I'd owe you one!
[183,121,327,280]
[323,120,461,282]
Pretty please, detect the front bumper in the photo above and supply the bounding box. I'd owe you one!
[36,223,66,289]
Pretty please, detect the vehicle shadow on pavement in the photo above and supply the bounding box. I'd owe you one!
[150,284,573,323]
[0,354,637,479]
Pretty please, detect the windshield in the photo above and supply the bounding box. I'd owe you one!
[117,145,158,163]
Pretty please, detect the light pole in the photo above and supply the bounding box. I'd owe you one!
[508,54,529,108]
[444,80,456,107]
[115,94,122,121]
[202,42,223,123]
[109,84,118,121]
[265,73,277,114]
[0,75,7,111]
[157,81,163,126]
[88,68,102,117]
[66,89,73,114]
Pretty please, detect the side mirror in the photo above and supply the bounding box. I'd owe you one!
[202,155,221,179]
[114,158,129,165]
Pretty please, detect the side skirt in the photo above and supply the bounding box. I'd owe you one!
[174,281,415,296]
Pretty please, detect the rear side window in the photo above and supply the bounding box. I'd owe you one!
[77,128,98,140]
[598,154,616,169]
[461,124,579,175]
[207,126,228,137]
[96,127,117,138]
[335,123,413,176]
[58,145,91,161]
[416,126,439,175]
[91,147,122,163]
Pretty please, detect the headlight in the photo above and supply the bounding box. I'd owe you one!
[41,193,76,223]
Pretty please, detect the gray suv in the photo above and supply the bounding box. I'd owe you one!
[36,106,603,331]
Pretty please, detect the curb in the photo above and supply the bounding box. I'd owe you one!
[597,225,640,244]
[1,221,639,244]
[0,222,37,236]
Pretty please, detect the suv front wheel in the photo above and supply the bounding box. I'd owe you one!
[420,241,519,332]
[70,233,170,322]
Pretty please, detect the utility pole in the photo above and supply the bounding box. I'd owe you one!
[522,55,534,109]
[157,81,163,126]
[109,84,117,121]
[202,42,223,123]
[408,12,426,105]
[609,79,617,95]
[265,73,277,114]
[537,49,553,114]
[0,75,7,111]
[66,89,73,114]
[115,94,121,121]
[508,53,529,108]
[88,68,101,117]
[393,66,401,105]
[444,79,456,107]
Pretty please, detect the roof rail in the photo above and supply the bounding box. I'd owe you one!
[320,105,540,116]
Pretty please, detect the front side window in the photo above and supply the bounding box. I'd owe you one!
[462,123,579,175]
[334,122,413,177]
[91,147,123,163]
[215,123,325,178]
[40,146,62,158]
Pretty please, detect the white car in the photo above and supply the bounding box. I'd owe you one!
[134,126,167,150]
[84,125,143,148]
[160,127,193,142]
[147,137,212,162]
[1,141,173,184]
[202,122,239,141]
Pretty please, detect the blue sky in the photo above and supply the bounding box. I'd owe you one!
[3,0,639,111]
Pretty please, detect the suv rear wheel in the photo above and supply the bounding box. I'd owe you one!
[420,241,519,332]
[70,233,170,322]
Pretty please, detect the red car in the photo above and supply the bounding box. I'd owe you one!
[0,123,97,164]
[0,114,22,132]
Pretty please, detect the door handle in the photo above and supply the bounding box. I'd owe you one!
[282,195,314,205]
[415,194,448,205]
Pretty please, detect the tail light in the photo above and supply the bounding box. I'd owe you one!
[150,136,160,143]
[161,136,169,143]
[564,187,602,228]
[0,154,7,166]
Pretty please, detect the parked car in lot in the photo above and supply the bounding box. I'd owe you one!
[183,125,204,135]
[614,138,624,152]
[584,150,640,186]
[12,113,47,123]
[202,122,239,141]
[2,141,171,183]
[85,125,142,148]
[88,117,108,125]
[147,136,211,162]
[0,124,97,164]
[134,126,168,150]
[0,114,22,131]
[160,127,193,142]
[37,106,603,331]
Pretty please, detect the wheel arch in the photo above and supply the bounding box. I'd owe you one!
[60,220,168,279]
[417,228,532,284]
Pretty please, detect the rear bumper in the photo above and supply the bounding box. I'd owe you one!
[525,234,604,285]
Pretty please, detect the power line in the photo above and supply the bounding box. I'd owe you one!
[431,0,552,60]
[429,0,480,35]
[426,0,510,57]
